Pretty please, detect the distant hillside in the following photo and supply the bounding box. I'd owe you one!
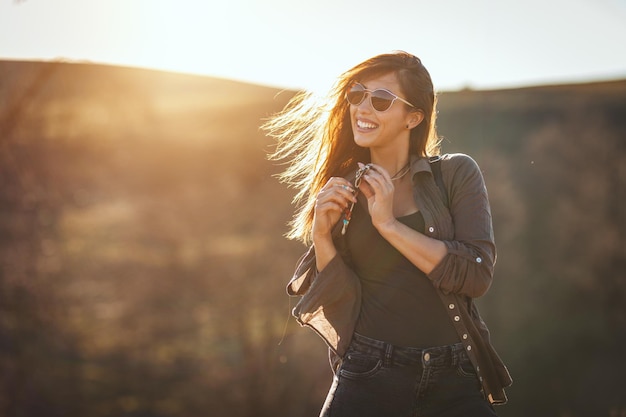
[436,77,626,156]
[0,60,294,146]
[1,60,625,417]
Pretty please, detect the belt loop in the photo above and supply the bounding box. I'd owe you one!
[383,343,393,367]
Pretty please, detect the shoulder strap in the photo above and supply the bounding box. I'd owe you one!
[429,156,449,208]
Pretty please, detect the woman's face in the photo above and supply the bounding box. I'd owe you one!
[349,72,417,154]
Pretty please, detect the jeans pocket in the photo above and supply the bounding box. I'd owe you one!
[456,358,478,378]
[339,352,383,380]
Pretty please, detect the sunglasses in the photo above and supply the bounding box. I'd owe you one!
[346,82,415,112]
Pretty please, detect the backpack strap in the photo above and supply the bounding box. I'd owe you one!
[429,156,449,208]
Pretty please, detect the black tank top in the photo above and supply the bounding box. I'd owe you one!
[346,203,459,348]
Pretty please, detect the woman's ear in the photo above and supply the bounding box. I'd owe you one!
[406,110,425,129]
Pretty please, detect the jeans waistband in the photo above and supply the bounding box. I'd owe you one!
[350,333,467,368]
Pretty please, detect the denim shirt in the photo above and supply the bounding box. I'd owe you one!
[286,153,512,404]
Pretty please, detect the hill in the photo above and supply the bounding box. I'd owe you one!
[1,60,625,417]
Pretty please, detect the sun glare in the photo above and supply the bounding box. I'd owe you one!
[112,0,347,92]
[116,3,235,77]
[2,0,625,92]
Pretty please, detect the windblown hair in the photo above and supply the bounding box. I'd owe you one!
[263,51,440,244]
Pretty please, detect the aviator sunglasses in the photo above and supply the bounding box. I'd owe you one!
[346,82,415,112]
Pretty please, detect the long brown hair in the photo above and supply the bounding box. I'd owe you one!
[263,51,440,244]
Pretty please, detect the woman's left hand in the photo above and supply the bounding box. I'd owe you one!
[358,163,396,229]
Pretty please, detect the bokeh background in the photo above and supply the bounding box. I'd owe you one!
[1,1,626,416]
[1,59,625,417]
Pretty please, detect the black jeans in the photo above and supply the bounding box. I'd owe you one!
[320,333,497,417]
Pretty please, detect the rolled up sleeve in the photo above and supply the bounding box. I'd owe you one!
[427,155,496,298]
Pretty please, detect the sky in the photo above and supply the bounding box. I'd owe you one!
[1,0,625,92]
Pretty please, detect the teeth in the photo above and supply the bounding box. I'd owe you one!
[357,120,377,129]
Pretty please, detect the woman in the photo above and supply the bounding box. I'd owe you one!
[264,51,511,416]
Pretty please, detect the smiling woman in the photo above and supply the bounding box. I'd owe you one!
[263,51,512,416]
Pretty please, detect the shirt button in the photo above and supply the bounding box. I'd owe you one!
[467,345,472,351]
[462,334,468,340]
[428,226,435,233]
[423,352,430,362]
[476,257,482,263]
[448,303,455,309]
[454,316,460,322]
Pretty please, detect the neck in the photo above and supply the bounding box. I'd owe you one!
[370,152,410,180]
[390,162,411,181]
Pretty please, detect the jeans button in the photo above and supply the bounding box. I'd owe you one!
[423,352,430,362]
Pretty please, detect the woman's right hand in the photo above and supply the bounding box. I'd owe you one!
[312,178,356,271]
[312,177,356,238]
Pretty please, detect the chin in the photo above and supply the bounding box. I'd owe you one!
[353,133,376,148]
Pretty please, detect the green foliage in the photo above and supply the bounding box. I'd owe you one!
[1,61,625,417]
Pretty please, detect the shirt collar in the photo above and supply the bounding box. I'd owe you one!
[410,155,434,177]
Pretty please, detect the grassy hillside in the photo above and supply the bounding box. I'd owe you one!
[1,60,625,417]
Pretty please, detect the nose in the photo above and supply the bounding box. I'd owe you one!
[356,92,373,111]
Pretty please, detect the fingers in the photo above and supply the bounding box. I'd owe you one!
[362,163,392,182]
[315,177,357,215]
[321,177,356,192]
[319,178,356,202]
[361,164,393,194]
[313,178,358,236]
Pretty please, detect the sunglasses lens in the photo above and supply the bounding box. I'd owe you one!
[370,90,395,111]
[346,83,398,111]
[346,84,366,106]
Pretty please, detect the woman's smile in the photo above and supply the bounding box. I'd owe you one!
[356,118,378,131]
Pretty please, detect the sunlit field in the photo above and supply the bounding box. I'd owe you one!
[1,60,625,417]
